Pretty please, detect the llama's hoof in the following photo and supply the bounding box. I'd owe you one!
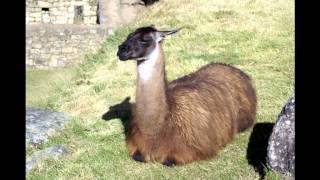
[132,151,144,162]
[163,159,175,167]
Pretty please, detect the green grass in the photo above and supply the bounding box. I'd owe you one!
[26,0,294,179]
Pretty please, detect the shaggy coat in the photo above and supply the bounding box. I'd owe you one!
[117,26,257,166]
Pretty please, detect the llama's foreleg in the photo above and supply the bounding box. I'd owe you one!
[162,159,176,167]
[132,151,145,162]
[126,138,138,156]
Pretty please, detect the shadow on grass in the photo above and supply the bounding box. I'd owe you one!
[246,122,275,180]
[102,97,149,163]
[101,97,133,136]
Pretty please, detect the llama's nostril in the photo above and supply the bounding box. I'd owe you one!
[119,45,127,51]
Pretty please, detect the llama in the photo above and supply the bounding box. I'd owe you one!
[116,26,257,166]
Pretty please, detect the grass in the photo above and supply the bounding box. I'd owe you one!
[26,0,294,179]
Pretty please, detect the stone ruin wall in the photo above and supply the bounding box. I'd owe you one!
[26,25,108,69]
[26,0,98,25]
[26,0,146,69]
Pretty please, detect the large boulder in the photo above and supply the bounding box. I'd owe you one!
[26,107,70,145]
[267,95,295,177]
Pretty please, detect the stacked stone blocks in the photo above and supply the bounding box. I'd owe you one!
[26,25,108,69]
[26,0,98,25]
[26,0,109,69]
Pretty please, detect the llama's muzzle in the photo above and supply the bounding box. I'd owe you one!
[117,44,130,61]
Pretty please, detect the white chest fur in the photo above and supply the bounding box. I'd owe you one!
[138,45,160,82]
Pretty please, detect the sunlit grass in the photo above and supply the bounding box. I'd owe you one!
[26,0,294,179]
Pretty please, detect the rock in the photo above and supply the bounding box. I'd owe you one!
[26,107,70,145]
[267,95,295,178]
[26,145,69,172]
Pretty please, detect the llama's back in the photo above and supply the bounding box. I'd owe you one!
[166,62,256,160]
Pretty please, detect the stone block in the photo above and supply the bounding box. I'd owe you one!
[41,47,52,54]
[34,56,47,66]
[51,7,58,12]
[67,19,73,24]
[29,17,35,22]
[48,37,57,42]
[74,2,84,7]
[42,15,50,23]
[38,1,50,7]
[35,17,41,22]
[26,39,32,45]
[57,59,67,67]
[32,43,42,49]
[72,49,78,54]
[49,58,58,67]
[51,55,59,62]
[71,35,81,40]
[62,47,73,53]
[53,2,60,7]
[90,29,97,34]
[34,12,41,17]
[68,6,73,12]
[27,59,34,66]
[39,30,46,35]
[41,54,51,60]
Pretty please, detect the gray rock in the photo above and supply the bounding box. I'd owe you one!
[26,145,69,172]
[267,95,295,177]
[26,107,70,145]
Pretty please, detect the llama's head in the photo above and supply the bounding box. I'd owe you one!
[117,26,181,61]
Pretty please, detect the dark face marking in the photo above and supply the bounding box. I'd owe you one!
[117,26,158,61]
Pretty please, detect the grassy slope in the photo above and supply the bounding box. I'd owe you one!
[26,0,294,179]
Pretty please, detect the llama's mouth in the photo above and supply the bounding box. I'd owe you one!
[117,51,130,61]
[118,55,129,61]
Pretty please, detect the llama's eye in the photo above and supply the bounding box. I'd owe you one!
[139,40,149,45]
[142,35,153,41]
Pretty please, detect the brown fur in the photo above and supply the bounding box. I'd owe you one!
[117,26,257,166]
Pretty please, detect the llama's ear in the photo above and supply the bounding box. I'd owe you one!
[156,28,182,42]
[124,97,130,103]
[162,28,182,36]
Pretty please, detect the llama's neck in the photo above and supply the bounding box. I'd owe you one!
[136,44,169,134]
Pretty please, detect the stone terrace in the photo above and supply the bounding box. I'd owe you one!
[26,24,109,69]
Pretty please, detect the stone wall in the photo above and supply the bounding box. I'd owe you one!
[26,0,98,25]
[25,0,146,69]
[26,24,108,69]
